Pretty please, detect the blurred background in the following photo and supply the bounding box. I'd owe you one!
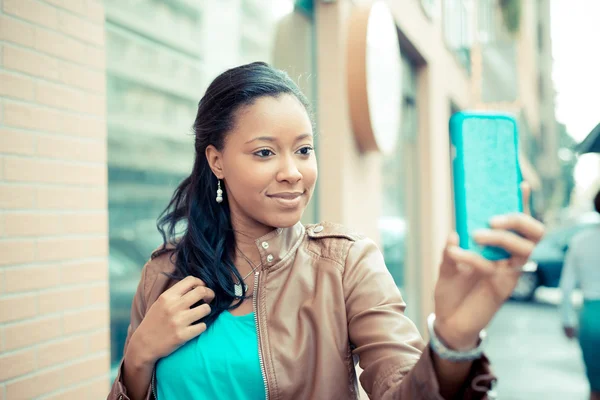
[0,0,599,398]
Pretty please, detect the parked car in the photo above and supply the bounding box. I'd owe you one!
[511,212,600,301]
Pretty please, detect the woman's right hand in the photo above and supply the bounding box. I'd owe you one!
[128,276,215,366]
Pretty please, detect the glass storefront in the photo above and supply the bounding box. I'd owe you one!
[379,54,420,323]
[106,0,317,375]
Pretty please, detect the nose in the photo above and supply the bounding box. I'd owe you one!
[276,154,302,184]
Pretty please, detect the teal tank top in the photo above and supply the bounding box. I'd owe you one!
[155,311,265,399]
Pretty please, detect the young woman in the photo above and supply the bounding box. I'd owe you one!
[108,62,544,400]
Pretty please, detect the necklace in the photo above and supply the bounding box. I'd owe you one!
[234,248,261,298]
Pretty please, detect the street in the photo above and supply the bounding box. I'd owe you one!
[487,289,589,400]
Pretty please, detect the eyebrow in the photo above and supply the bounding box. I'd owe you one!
[245,133,313,144]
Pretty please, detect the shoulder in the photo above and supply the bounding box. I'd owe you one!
[141,243,178,295]
[305,221,365,241]
[304,221,376,266]
[571,226,599,248]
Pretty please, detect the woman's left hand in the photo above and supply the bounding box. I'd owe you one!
[433,183,545,350]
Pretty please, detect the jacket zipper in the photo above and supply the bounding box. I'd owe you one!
[253,271,269,400]
[151,367,157,399]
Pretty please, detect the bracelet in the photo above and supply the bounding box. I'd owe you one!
[427,313,487,362]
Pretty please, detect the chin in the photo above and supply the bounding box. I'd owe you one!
[263,210,304,229]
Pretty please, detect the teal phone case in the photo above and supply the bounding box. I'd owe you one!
[450,111,523,261]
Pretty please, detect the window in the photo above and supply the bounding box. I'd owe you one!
[380,55,419,320]
[443,0,474,73]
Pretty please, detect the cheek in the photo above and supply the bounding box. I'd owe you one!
[302,159,318,188]
[226,162,272,194]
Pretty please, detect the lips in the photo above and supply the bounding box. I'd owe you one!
[267,191,305,208]
[268,192,303,200]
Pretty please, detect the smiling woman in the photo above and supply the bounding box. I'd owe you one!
[107,62,545,400]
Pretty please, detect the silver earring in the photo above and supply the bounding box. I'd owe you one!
[216,179,223,203]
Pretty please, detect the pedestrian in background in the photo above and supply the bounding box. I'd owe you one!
[560,189,600,400]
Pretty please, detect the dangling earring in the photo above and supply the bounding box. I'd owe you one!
[216,179,223,203]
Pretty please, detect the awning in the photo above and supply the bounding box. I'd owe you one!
[577,122,600,154]
[519,153,542,191]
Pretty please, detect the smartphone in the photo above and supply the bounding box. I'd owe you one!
[450,111,523,261]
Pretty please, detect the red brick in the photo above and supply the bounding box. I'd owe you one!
[58,60,105,93]
[85,44,105,70]
[44,0,86,16]
[36,135,106,163]
[0,185,36,209]
[0,348,36,380]
[87,282,108,305]
[3,157,107,185]
[4,264,61,293]
[38,286,88,314]
[3,45,60,80]
[34,81,87,113]
[4,100,106,137]
[58,10,104,45]
[86,0,105,24]
[62,353,109,386]
[3,101,64,133]
[0,240,36,266]
[62,212,107,234]
[36,186,107,210]
[88,328,109,352]
[37,335,88,368]
[63,307,108,334]
[4,315,62,350]
[0,72,35,100]
[0,15,36,48]
[5,367,63,399]
[4,213,62,236]
[0,129,35,155]
[37,236,108,262]
[0,293,37,323]
[34,27,88,65]
[60,259,108,284]
[3,0,59,30]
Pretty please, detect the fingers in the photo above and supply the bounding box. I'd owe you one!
[181,322,208,342]
[521,182,531,216]
[180,284,215,308]
[447,232,459,247]
[168,276,207,297]
[182,303,212,326]
[446,245,495,275]
[473,229,535,258]
[489,213,545,242]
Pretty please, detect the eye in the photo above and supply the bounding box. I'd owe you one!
[254,149,274,158]
[297,146,314,156]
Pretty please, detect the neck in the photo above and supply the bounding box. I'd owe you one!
[229,209,273,271]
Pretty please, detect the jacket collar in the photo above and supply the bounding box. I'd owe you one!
[254,222,305,270]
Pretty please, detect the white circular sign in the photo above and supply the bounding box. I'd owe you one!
[347,2,402,154]
[366,2,402,153]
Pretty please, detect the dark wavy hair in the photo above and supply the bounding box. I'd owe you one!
[156,62,313,326]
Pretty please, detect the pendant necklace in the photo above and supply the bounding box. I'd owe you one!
[234,248,261,298]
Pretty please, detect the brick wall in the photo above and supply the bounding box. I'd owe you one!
[0,0,110,398]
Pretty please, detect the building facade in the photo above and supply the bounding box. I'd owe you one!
[0,0,552,396]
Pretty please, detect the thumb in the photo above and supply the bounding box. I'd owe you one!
[439,232,460,277]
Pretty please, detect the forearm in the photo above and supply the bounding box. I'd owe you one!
[123,338,155,400]
[431,321,481,399]
[431,352,474,399]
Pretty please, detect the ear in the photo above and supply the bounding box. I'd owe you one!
[205,145,225,179]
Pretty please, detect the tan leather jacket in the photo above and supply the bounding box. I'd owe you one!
[108,222,495,400]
